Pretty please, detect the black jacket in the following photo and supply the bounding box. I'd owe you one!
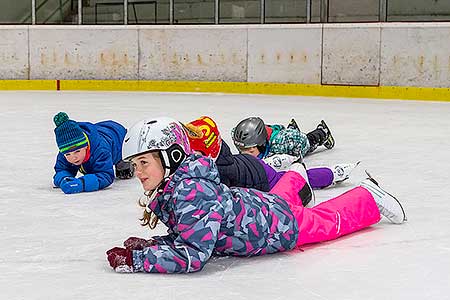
[215,141,270,191]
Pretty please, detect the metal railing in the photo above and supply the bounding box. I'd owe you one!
[42,0,72,23]
[16,0,450,25]
[94,1,157,24]
[21,0,77,24]
[129,1,157,24]
[20,0,314,25]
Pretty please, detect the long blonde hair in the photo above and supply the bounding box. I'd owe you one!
[139,192,159,229]
[137,151,162,230]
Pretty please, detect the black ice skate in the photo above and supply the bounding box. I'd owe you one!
[317,120,335,149]
[287,118,300,131]
[115,160,135,179]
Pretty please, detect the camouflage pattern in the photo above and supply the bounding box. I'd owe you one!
[132,154,298,273]
[267,125,310,158]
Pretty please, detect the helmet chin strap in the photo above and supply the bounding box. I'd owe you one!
[144,146,186,213]
[143,150,171,213]
[144,177,170,213]
[144,189,159,213]
[160,150,172,178]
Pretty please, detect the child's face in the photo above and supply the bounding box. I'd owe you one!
[131,153,165,192]
[64,146,88,165]
[239,146,260,157]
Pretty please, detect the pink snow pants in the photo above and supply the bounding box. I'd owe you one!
[270,171,381,246]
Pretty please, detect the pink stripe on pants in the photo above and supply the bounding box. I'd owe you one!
[270,171,381,246]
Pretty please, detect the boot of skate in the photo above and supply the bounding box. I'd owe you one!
[287,118,300,131]
[289,160,315,207]
[264,154,300,172]
[332,161,361,184]
[317,120,335,149]
[359,171,407,224]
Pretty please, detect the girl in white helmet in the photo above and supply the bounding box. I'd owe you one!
[106,117,406,274]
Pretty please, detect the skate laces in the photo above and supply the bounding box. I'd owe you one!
[333,161,361,183]
[319,120,335,149]
[361,180,394,218]
[364,170,379,186]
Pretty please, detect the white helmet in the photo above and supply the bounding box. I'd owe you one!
[122,117,192,177]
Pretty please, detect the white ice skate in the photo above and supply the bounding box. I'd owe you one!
[289,161,315,207]
[264,154,300,172]
[332,161,361,184]
[359,171,407,224]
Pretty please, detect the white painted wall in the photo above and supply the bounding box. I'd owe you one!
[380,23,450,88]
[248,25,322,83]
[322,23,380,86]
[139,27,247,81]
[0,26,29,79]
[1,23,450,88]
[29,26,139,80]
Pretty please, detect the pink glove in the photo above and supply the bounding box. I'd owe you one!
[123,236,156,250]
[106,247,133,272]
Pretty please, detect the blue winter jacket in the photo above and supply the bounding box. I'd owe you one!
[53,121,126,192]
[216,141,270,191]
[131,155,298,273]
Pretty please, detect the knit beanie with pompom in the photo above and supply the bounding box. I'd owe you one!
[54,112,88,154]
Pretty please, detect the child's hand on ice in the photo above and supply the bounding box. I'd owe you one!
[123,236,156,250]
[106,247,133,272]
[60,177,84,194]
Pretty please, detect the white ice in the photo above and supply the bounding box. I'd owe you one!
[0,91,449,300]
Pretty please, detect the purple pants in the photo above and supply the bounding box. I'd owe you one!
[260,160,334,190]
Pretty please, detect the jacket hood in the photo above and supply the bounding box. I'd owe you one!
[215,141,234,166]
[171,154,221,186]
[149,154,221,223]
[79,122,100,151]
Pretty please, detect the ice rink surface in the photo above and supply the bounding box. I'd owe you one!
[0,91,449,300]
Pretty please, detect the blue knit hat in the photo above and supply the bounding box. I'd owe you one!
[54,112,88,154]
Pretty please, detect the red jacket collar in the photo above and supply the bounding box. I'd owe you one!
[265,125,272,141]
[82,143,91,163]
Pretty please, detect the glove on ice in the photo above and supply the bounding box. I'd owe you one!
[106,247,133,272]
[123,237,156,250]
[60,177,83,194]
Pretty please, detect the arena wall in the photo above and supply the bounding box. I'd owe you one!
[1,23,450,88]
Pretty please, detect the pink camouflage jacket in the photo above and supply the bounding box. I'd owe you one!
[131,154,299,273]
